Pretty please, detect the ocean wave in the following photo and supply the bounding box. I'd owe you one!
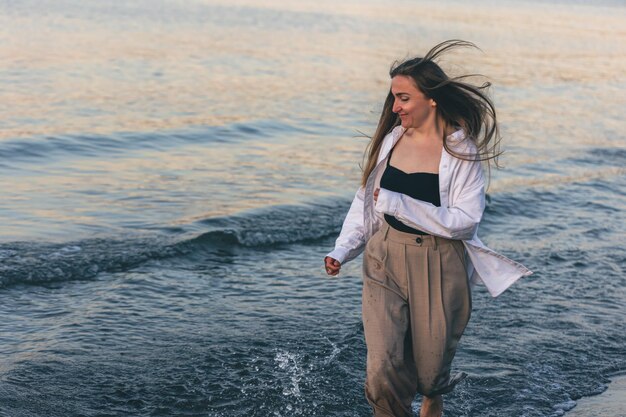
[3,164,623,289]
[0,199,349,289]
[0,236,183,289]
[191,200,349,247]
[0,119,315,165]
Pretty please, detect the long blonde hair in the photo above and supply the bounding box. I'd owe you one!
[361,40,501,186]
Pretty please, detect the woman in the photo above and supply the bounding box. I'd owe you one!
[324,40,532,417]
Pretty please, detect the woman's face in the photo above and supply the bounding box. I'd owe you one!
[390,75,436,129]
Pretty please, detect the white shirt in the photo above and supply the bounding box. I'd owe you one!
[327,126,532,297]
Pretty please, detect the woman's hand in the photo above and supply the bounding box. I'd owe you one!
[324,256,341,276]
[374,188,380,203]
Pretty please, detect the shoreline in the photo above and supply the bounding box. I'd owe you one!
[566,375,626,417]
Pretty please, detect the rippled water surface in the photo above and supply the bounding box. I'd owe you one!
[1,0,625,416]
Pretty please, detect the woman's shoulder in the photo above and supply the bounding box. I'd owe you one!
[446,129,479,156]
[377,125,406,162]
[387,125,405,141]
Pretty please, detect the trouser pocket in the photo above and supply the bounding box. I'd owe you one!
[363,229,388,284]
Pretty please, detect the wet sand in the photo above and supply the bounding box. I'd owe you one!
[567,375,626,417]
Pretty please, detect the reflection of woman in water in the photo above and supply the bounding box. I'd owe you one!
[324,40,532,417]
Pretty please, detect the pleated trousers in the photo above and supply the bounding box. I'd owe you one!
[362,223,472,417]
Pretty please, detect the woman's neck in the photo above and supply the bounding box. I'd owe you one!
[404,125,442,144]
[404,118,455,143]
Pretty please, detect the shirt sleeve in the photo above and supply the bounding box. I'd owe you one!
[375,159,485,240]
[326,186,367,264]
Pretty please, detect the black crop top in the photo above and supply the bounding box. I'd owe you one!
[379,146,440,235]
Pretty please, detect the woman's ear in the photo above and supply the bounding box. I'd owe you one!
[430,99,437,107]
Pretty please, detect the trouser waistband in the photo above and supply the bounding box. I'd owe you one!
[380,223,456,248]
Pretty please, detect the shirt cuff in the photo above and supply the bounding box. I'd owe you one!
[326,247,349,265]
[375,188,401,216]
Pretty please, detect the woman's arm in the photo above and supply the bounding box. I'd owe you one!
[375,159,485,240]
[326,186,367,266]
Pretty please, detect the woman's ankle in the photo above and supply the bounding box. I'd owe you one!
[419,395,443,417]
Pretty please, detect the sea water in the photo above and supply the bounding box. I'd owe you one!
[1,0,625,416]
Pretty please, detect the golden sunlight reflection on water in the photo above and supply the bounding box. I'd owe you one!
[2,0,624,140]
[1,0,625,241]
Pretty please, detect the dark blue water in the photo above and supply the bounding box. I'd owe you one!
[1,162,624,416]
[1,0,626,416]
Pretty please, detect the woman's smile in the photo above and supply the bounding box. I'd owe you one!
[391,75,436,129]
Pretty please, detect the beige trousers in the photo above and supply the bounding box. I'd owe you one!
[362,223,472,417]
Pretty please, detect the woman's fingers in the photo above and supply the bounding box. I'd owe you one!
[374,188,379,202]
[324,256,341,275]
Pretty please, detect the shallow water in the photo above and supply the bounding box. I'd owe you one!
[1,0,625,416]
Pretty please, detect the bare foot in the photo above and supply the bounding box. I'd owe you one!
[419,395,443,417]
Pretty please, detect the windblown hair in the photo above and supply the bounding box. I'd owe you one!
[361,40,502,187]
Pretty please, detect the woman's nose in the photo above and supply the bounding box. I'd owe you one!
[392,102,401,113]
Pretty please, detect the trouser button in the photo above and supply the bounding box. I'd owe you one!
[415,237,422,244]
